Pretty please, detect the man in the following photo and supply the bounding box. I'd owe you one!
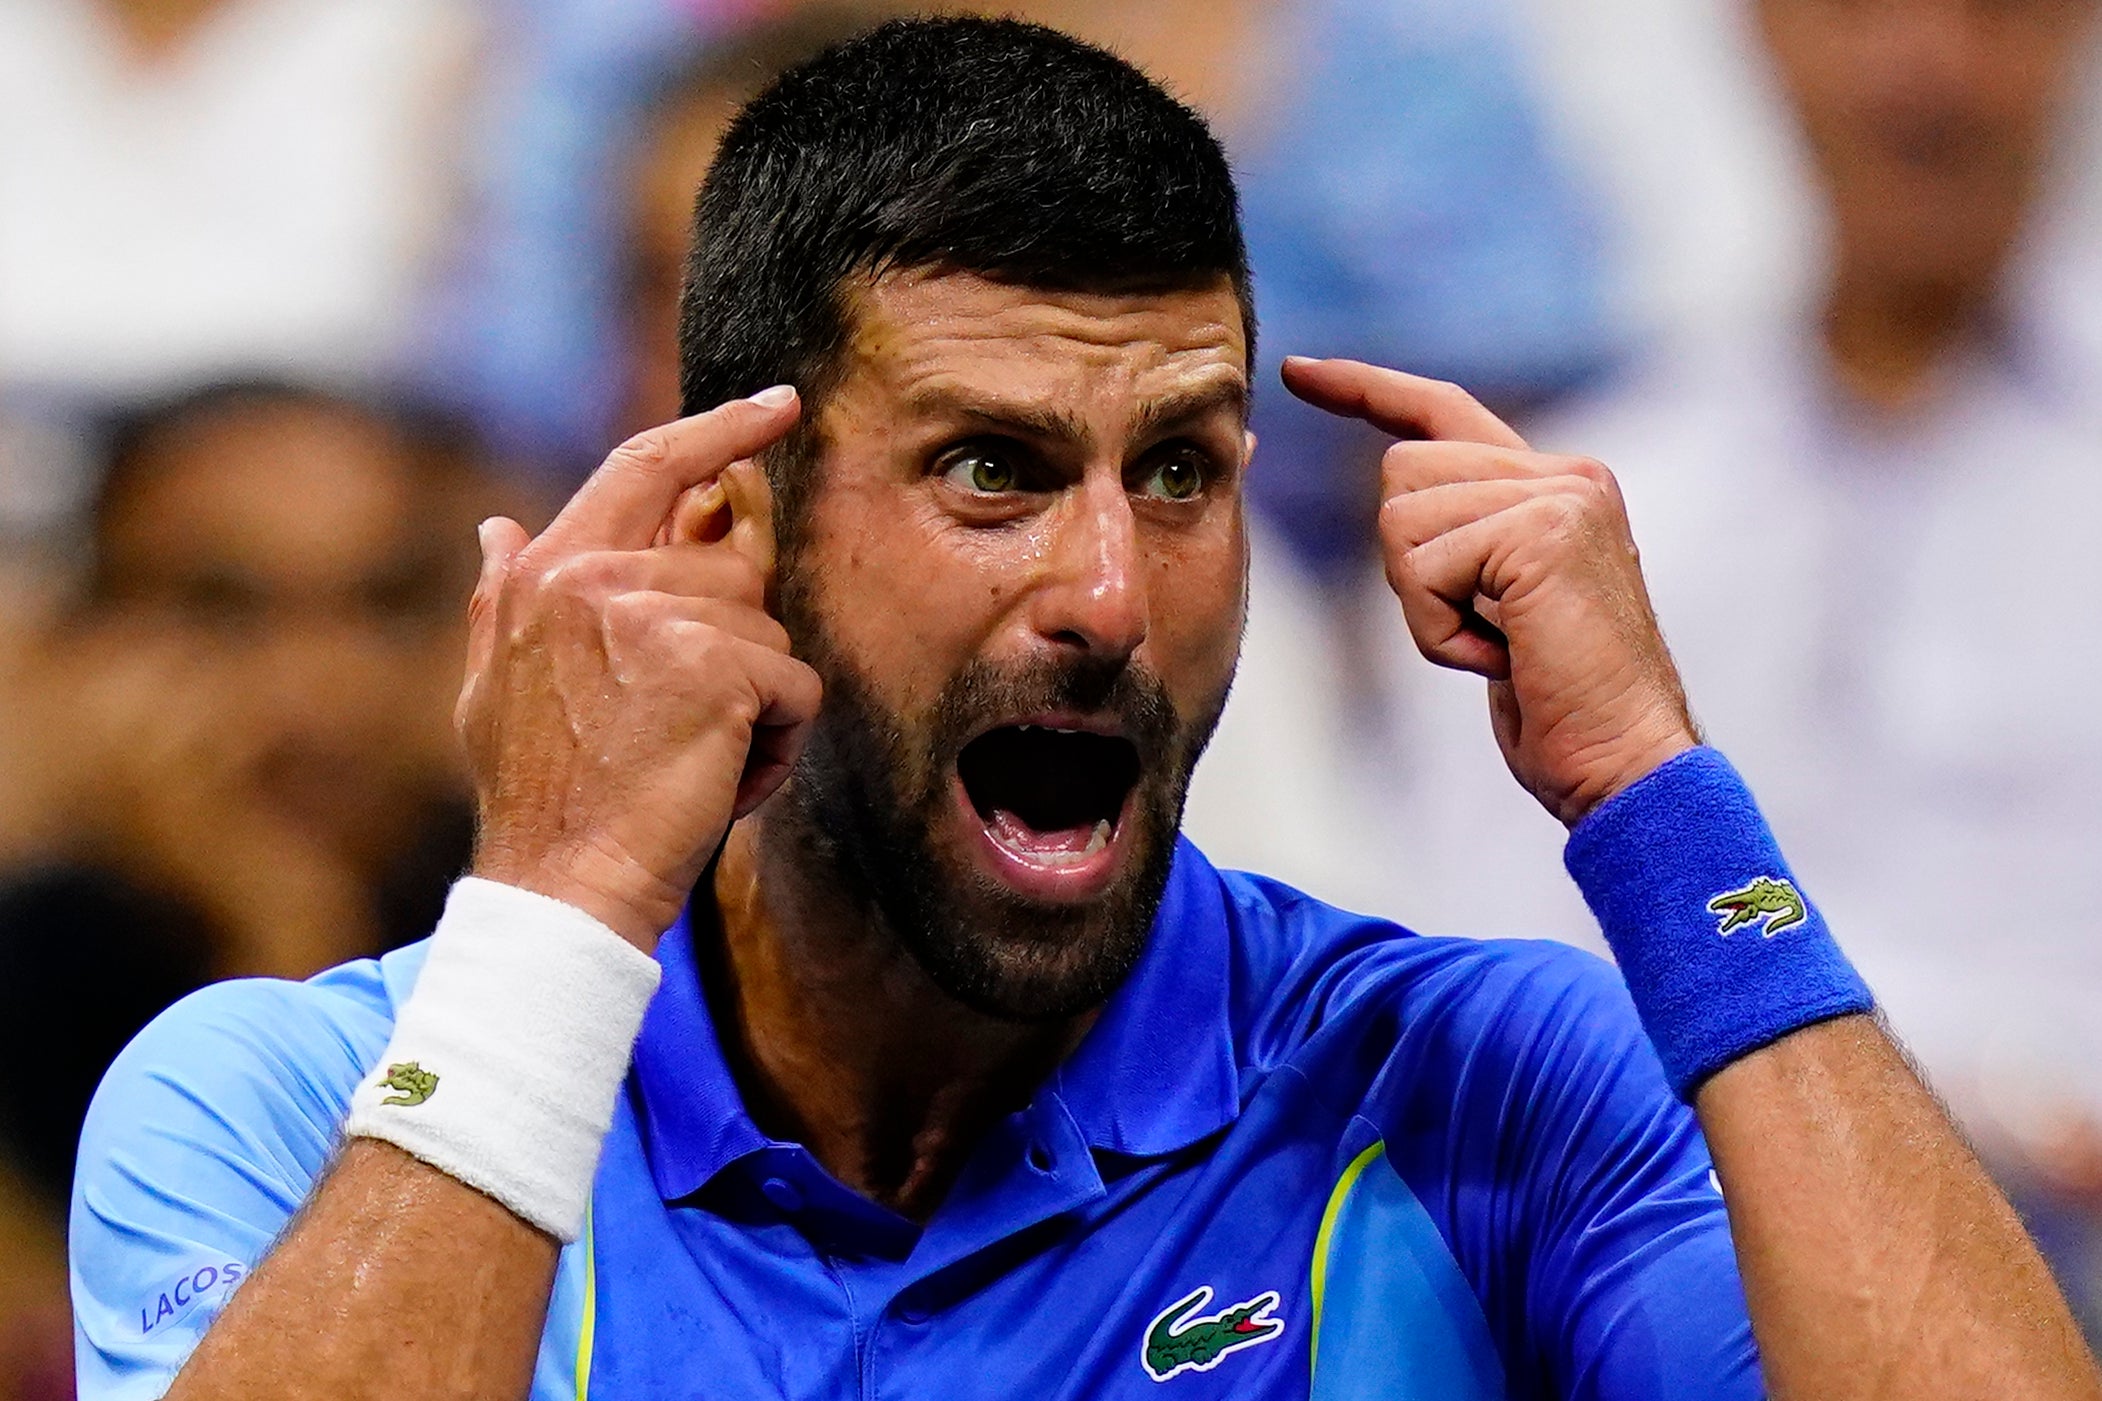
[70,19,2099,1400]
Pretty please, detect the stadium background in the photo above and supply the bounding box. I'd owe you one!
[1,0,2098,1395]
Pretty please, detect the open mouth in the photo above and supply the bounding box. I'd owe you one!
[955,723,1142,886]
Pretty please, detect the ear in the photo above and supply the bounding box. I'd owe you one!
[657,477,733,548]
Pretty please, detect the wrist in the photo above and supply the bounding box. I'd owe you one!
[1563,746,1874,1098]
[1555,726,1699,829]
[344,876,664,1241]
[470,836,686,951]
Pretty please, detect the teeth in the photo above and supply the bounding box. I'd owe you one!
[1085,819,1110,854]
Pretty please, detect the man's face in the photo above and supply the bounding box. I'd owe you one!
[91,401,479,867]
[772,270,1251,1021]
[1758,0,2099,289]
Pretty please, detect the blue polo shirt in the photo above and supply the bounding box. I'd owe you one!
[71,840,1760,1399]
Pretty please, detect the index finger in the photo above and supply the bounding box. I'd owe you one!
[537,386,800,554]
[1280,357,1529,452]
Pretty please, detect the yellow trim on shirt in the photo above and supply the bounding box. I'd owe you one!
[576,1200,597,1401]
[1309,1140,1384,1383]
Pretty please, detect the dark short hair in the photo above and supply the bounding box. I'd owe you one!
[676,16,1253,531]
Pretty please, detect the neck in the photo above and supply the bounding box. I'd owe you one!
[705,814,1094,1221]
[1821,255,1998,411]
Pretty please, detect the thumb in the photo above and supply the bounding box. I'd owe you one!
[458,517,531,731]
[469,516,529,620]
[477,515,531,576]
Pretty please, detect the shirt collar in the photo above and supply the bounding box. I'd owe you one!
[1049,838,1242,1157]
[628,837,1242,1204]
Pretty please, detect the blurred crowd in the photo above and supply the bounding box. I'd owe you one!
[1,0,2098,1394]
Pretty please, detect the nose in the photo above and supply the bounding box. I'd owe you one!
[1026,471,1149,662]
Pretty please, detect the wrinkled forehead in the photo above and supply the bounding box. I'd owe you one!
[833,268,1252,432]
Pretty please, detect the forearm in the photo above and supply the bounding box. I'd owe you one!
[154,879,657,1398]
[1698,1016,2100,1400]
[166,1141,557,1401]
[1566,748,2099,1397]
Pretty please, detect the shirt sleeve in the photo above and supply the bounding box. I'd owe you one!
[69,974,386,1401]
[1375,942,1766,1400]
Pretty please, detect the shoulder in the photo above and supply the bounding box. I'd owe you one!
[75,945,423,1221]
[1206,858,1649,1095]
[71,945,427,1399]
[85,944,420,1148]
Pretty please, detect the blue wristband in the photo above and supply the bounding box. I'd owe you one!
[1563,746,1873,1100]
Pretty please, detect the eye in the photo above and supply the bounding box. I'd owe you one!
[1138,449,1209,502]
[938,445,1023,495]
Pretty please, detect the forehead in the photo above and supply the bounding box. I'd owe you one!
[835,269,1250,419]
[106,404,426,579]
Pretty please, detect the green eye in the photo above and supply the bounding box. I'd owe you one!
[942,449,1019,494]
[1143,453,1207,501]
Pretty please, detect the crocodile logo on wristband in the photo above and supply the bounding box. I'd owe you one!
[1707,877,1807,938]
[379,1061,440,1107]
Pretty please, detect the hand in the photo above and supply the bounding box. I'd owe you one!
[458,389,824,948]
[1283,357,1696,827]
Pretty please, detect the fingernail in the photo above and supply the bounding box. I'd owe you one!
[749,384,797,409]
[1282,355,1315,369]
[476,518,497,553]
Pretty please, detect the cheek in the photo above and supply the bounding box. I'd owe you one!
[1144,519,1247,705]
[796,486,1007,693]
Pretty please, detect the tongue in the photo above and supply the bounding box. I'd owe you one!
[987,809,1110,861]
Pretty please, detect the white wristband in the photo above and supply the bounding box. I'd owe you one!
[344,877,663,1241]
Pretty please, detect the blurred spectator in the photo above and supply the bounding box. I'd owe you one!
[0,382,516,1221]
[0,0,481,535]
[1440,0,2102,1324]
[1202,0,2102,1090]
[1538,0,2102,1115]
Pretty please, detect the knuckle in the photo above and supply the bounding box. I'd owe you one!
[599,588,649,626]
[1429,378,1475,410]
[1390,543,1431,593]
[673,618,739,671]
[1535,493,1589,540]
[541,551,617,600]
[1563,455,1623,503]
[605,428,674,474]
[1379,441,1421,482]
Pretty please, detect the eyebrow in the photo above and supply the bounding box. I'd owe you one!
[1132,379,1250,439]
[900,376,1250,447]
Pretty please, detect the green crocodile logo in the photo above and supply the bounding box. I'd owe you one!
[1141,1286,1285,1383]
[1707,876,1807,938]
[379,1061,439,1107]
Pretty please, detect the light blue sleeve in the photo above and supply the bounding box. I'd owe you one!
[70,944,590,1401]
[68,963,398,1400]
